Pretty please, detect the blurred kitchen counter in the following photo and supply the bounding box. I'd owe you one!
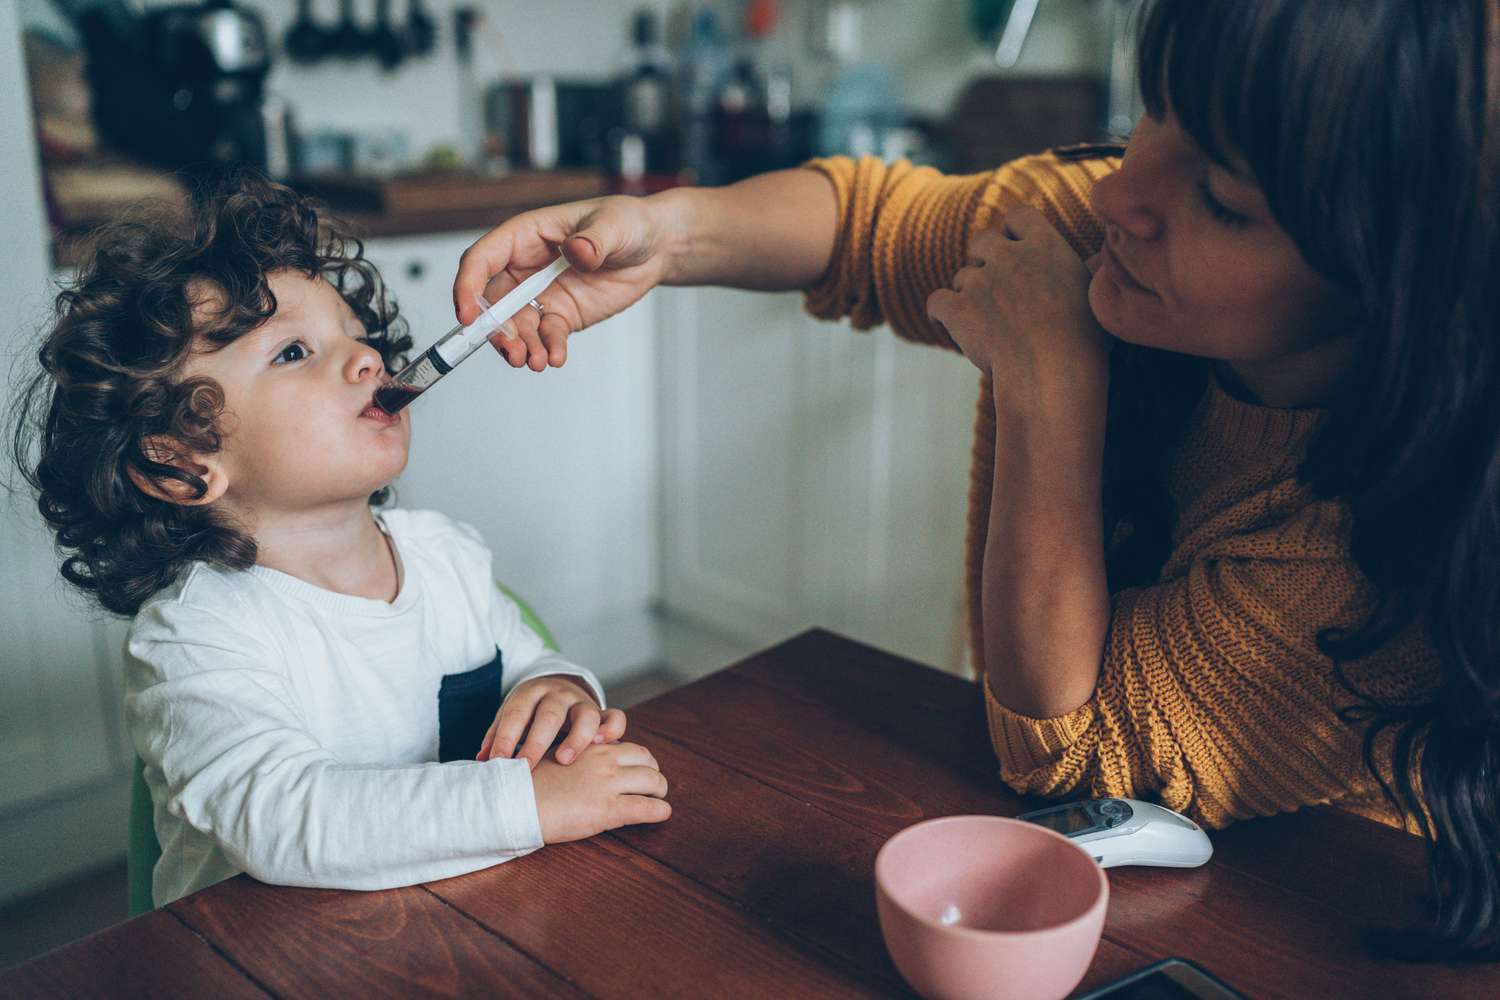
[50,167,610,267]
[292,168,609,238]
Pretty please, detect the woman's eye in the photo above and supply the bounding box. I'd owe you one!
[273,341,310,365]
[1197,178,1249,229]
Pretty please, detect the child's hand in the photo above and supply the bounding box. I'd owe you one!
[531,741,671,843]
[476,675,627,768]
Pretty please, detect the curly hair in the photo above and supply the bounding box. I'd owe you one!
[8,171,412,617]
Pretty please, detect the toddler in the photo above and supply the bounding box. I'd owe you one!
[10,176,670,906]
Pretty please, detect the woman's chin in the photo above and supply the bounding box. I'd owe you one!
[1088,274,1131,339]
[1088,274,1160,349]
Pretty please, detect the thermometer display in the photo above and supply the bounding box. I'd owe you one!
[1018,798,1213,869]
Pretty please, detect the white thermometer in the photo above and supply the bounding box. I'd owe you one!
[1018,797,1213,869]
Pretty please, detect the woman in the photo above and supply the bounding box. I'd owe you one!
[452,0,1497,958]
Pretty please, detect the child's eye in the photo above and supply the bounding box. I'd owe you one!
[1197,178,1249,229]
[272,341,311,365]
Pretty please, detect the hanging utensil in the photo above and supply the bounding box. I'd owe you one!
[370,0,404,70]
[331,0,366,58]
[283,0,328,63]
[405,0,436,57]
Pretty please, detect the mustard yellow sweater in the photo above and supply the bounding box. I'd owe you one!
[803,151,1439,832]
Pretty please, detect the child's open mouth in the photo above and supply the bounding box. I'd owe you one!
[360,393,401,426]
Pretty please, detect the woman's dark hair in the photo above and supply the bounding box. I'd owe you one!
[8,171,412,616]
[1119,0,1500,960]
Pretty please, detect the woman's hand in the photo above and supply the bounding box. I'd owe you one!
[925,204,1109,406]
[476,675,627,768]
[452,194,680,372]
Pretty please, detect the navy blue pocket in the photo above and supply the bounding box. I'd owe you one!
[438,648,504,763]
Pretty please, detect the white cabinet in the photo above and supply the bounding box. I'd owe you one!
[364,233,662,676]
[656,286,980,675]
[0,3,133,904]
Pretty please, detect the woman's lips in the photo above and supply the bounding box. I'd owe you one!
[1100,241,1157,298]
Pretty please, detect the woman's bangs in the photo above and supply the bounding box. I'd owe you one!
[1136,0,1295,173]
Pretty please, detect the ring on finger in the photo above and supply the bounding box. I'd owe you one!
[528,298,546,317]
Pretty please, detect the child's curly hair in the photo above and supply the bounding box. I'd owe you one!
[8,172,413,616]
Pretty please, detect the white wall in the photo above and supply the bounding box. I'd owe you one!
[1,0,136,905]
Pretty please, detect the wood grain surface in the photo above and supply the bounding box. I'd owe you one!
[5,629,1495,998]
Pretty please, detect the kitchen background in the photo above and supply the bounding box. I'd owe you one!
[1,0,1141,966]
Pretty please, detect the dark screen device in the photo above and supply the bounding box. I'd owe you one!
[1073,958,1248,1000]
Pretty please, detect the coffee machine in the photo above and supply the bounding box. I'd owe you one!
[64,0,272,177]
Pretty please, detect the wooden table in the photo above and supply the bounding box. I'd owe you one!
[6,630,1495,998]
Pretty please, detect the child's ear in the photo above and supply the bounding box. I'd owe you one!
[126,435,228,507]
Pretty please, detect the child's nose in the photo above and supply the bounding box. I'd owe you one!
[347,340,384,383]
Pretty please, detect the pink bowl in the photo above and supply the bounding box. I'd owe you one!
[875,815,1109,1000]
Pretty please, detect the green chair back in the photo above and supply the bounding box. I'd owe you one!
[127,756,161,917]
[497,582,559,653]
[127,582,557,916]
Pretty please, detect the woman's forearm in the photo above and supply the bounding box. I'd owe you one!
[981,371,1111,719]
[651,168,839,291]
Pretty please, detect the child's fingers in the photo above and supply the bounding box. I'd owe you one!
[555,704,599,764]
[515,696,570,768]
[595,708,627,743]
[606,741,659,771]
[476,717,501,761]
[616,765,669,798]
[489,690,544,762]
[615,794,673,827]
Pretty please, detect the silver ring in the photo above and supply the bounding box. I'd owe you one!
[527,298,546,317]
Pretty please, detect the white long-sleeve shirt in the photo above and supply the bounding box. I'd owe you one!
[125,508,604,906]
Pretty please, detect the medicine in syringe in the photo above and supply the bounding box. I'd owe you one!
[375,255,571,414]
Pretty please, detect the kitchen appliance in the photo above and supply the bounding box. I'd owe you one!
[66,0,271,176]
[485,79,619,171]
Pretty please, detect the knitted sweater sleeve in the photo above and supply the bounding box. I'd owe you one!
[801,150,1119,345]
[984,497,1433,831]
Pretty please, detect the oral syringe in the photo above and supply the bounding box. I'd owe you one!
[374,255,571,414]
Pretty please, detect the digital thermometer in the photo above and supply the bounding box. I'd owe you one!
[1017,797,1213,869]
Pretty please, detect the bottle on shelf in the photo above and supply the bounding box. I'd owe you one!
[712,0,792,182]
[613,6,679,189]
[675,6,728,185]
[817,1,902,159]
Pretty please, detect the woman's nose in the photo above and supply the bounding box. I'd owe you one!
[1091,169,1163,243]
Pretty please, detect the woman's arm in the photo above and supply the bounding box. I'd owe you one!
[983,503,1436,831]
[452,151,1117,372]
[653,168,840,290]
[450,168,840,370]
[981,364,1111,718]
[926,205,1113,718]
